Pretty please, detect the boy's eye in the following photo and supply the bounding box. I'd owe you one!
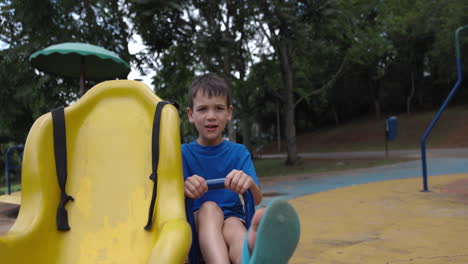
[197,107,207,111]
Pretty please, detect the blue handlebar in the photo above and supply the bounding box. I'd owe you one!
[206,178,225,190]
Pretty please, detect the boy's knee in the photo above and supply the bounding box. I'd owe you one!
[198,201,223,217]
[223,217,246,237]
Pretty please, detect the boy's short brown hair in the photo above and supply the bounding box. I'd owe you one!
[189,73,232,108]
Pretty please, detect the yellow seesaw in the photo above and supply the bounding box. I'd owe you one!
[0,80,191,263]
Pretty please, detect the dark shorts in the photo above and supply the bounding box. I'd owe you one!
[223,207,246,223]
[195,203,246,223]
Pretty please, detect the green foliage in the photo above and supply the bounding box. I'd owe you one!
[128,0,264,146]
[0,0,132,140]
[152,45,197,141]
[1,0,466,161]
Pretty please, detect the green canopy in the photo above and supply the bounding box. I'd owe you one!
[30,42,131,96]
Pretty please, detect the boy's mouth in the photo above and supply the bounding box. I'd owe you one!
[205,124,218,132]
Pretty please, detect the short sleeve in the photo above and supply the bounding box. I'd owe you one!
[239,146,260,187]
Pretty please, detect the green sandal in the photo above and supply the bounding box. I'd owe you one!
[242,199,300,264]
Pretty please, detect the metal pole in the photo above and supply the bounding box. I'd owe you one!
[385,120,389,158]
[385,137,388,158]
[420,25,468,192]
[5,145,24,195]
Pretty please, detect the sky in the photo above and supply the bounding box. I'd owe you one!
[127,34,154,88]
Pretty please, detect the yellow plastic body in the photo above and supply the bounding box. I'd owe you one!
[0,80,191,263]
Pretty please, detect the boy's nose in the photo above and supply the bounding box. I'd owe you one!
[207,110,216,119]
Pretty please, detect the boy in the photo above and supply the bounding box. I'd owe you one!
[182,73,262,263]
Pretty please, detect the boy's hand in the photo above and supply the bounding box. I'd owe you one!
[225,169,254,195]
[184,175,208,199]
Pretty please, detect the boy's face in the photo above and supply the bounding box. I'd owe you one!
[187,91,232,146]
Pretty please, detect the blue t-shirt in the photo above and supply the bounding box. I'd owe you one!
[182,140,260,215]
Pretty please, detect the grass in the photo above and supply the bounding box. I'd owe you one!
[254,158,414,178]
[0,184,21,195]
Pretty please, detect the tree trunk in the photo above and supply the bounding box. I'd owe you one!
[240,117,251,152]
[371,79,382,120]
[276,102,281,152]
[406,71,416,114]
[221,42,237,143]
[374,99,381,120]
[417,84,424,107]
[332,104,340,125]
[278,39,299,165]
[227,121,236,142]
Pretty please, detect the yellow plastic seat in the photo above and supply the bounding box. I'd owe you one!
[0,80,191,264]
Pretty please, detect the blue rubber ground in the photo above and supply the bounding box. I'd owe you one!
[260,158,468,206]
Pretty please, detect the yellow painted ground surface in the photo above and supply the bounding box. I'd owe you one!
[289,173,468,264]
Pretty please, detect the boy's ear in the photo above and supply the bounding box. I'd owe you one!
[187,107,194,123]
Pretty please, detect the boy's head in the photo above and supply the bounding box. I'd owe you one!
[187,73,233,146]
[189,73,231,109]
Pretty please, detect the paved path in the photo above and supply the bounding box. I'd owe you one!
[0,203,18,235]
[260,157,468,205]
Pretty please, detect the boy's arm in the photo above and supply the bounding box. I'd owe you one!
[248,180,262,206]
[225,170,263,205]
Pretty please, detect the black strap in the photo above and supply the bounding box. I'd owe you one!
[51,106,74,231]
[145,100,179,230]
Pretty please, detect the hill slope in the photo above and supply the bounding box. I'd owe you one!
[260,106,468,154]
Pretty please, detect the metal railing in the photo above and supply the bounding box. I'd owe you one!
[420,25,468,192]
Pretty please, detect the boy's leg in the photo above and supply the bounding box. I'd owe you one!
[196,201,230,264]
[223,217,247,264]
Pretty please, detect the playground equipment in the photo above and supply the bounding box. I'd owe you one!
[4,145,24,195]
[30,42,131,97]
[384,116,398,157]
[421,25,468,192]
[0,80,190,263]
[186,178,255,264]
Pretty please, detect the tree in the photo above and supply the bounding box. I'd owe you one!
[252,1,301,164]
[250,0,362,164]
[128,0,264,151]
[0,0,132,173]
[0,0,132,139]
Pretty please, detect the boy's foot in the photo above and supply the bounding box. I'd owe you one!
[247,207,265,252]
[243,199,300,264]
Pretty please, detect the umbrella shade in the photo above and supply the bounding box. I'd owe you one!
[29,42,130,80]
